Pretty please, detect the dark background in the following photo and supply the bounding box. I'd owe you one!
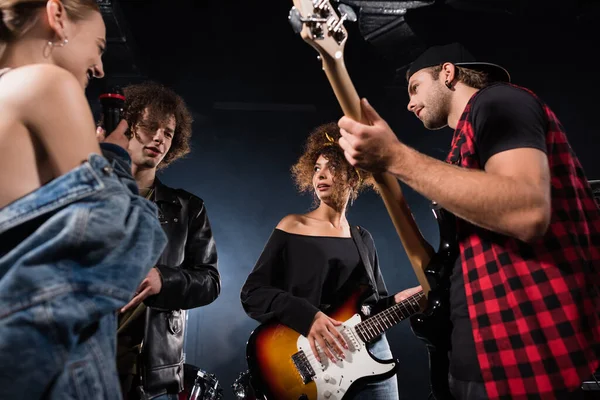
[87,1,600,398]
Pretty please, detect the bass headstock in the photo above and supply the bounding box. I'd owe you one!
[289,0,357,63]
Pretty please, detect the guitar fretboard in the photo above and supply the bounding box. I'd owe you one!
[354,291,424,343]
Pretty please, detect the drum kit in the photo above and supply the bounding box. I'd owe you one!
[179,364,223,400]
[178,364,261,400]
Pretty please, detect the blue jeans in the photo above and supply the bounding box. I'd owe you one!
[352,335,400,400]
[0,152,167,399]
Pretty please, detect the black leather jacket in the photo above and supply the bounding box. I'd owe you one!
[138,178,220,398]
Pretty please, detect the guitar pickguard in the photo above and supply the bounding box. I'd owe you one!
[295,314,396,400]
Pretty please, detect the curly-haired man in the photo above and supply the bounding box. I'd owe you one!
[106,82,221,400]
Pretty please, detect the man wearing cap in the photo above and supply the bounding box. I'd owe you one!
[337,42,600,399]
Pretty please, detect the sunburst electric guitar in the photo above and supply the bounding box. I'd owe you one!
[246,1,459,400]
[247,285,425,400]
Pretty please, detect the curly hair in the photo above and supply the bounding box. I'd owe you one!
[291,122,376,205]
[123,82,193,169]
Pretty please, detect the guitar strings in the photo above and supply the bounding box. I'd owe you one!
[301,292,426,367]
[356,291,424,341]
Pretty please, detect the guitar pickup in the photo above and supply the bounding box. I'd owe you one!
[291,351,316,384]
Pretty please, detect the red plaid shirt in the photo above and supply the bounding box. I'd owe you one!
[446,84,600,399]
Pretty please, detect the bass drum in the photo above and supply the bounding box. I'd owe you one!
[179,364,223,400]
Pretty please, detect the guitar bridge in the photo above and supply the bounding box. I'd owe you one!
[291,351,315,384]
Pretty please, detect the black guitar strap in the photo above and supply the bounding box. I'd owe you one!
[350,225,379,300]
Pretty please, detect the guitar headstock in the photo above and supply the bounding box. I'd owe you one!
[289,0,357,62]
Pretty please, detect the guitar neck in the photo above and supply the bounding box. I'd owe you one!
[355,291,425,342]
[322,56,434,295]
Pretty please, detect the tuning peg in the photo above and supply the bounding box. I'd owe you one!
[288,7,303,34]
[337,4,357,22]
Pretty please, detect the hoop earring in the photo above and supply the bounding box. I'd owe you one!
[44,37,69,58]
[444,80,452,89]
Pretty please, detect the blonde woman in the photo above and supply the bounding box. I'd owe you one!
[0,1,167,398]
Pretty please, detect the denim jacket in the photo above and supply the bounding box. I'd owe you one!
[0,144,168,399]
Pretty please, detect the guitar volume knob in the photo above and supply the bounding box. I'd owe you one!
[323,374,331,381]
[324,390,332,398]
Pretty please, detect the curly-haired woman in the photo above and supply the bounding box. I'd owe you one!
[241,122,420,399]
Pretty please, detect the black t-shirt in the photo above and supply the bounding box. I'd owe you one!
[449,84,547,382]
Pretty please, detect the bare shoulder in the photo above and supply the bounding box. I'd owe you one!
[275,214,305,232]
[0,64,95,134]
[0,64,83,109]
[0,64,99,174]
[0,64,87,115]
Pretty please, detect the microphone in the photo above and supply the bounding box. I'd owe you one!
[99,87,126,137]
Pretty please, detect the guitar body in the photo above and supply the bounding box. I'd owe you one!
[246,287,397,400]
[410,206,458,400]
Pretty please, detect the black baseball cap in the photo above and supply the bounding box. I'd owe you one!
[406,42,511,83]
